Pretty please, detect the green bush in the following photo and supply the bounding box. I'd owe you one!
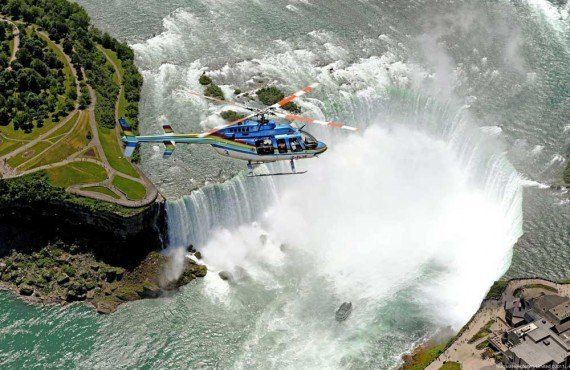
[256,86,300,112]
[476,340,489,350]
[204,83,224,100]
[485,280,507,300]
[62,265,76,277]
[1,0,142,131]
[220,110,244,122]
[199,73,212,86]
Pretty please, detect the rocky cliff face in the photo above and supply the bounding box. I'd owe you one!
[0,199,166,267]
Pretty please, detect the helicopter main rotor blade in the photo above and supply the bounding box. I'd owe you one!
[199,112,259,137]
[272,111,358,131]
[268,82,320,109]
[187,91,261,113]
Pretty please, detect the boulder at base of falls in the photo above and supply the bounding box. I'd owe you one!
[218,271,233,282]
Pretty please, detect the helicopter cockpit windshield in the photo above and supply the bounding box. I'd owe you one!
[300,130,318,150]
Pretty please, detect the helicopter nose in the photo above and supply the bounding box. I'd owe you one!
[316,141,327,153]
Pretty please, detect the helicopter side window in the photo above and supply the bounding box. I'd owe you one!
[255,139,274,155]
[276,139,287,154]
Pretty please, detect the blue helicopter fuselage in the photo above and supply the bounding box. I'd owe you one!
[208,119,327,162]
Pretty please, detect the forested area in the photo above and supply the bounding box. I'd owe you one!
[0,0,143,131]
[96,31,142,131]
[0,22,12,68]
[0,22,72,132]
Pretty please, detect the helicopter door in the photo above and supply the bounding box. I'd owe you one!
[276,138,287,154]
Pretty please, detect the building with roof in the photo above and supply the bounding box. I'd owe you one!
[502,294,570,369]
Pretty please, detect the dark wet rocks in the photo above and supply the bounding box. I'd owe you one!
[0,245,207,314]
[218,271,233,281]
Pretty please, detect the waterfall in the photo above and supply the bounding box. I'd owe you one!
[166,172,278,249]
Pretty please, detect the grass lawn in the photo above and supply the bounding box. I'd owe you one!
[82,185,120,199]
[403,342,449,370]
[25,111,90,169]
[118,87,128,119]
[0,106,78,158]
[7,38,14,57]
[43,111,80,141]
[439,362,461,370]
[98,126,139,178]
[0,136,25,157]
[0,115,55,143]
[6,141,52,168]
[46,161,107,188]
[112,175,146,201]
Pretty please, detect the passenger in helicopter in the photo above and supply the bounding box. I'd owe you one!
[256,138,274,155]
[277,139,287,154]
[290,138,303,152]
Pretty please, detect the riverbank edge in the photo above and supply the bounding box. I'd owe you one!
[400,277,570,370]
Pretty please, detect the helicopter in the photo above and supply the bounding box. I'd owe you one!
[119,82,358,177]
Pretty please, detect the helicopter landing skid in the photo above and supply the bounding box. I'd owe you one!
[247,171,307,177]
[247,159,306,177]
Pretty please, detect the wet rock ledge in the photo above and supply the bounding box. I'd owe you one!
[0,243,206,314]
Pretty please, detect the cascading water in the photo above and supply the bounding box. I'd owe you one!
[166,174,278,248]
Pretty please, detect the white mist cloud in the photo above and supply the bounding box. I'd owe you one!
[201,123,519,328]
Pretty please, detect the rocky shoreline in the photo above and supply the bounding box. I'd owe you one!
[0,243,206,314]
